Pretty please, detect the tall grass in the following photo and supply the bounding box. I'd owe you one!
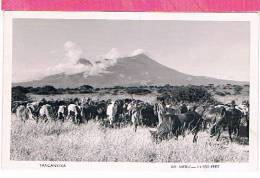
[10,115,248,162]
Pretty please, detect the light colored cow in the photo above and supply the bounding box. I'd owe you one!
[131,104,142,132]
[155,102,166,126]
[106,101,117,125]
[235,104,249,118]
[67,104,82,124]
[57,105,67,122]
[39,104,53,122]
[16,105,31,122]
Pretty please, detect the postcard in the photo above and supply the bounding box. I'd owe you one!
[1,11,259,170]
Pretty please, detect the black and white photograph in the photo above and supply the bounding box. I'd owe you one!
[2,12,259,169]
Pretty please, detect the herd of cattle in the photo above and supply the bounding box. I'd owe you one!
[12,98,249,143]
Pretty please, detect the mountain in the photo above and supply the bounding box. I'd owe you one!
[14,54,248,88]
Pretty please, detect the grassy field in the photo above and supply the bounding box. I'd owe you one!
[10,114,249,162]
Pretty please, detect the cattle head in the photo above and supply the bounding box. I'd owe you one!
[148,128,158,141]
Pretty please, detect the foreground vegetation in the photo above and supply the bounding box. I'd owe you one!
[10,115,249,162]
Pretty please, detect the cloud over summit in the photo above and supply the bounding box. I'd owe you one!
[46,42,124,78]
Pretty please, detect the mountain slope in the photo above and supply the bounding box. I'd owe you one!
[14,54,247,88]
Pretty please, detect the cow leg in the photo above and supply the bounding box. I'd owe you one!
[61,114,65,122]
[228,127,233,142]
[43,115,48,123]
[76,116,79,125]
[193,134,198,143]
[175,130,179,140]
[236,125,240,138]
[192,126,199,143]
[133,124,137,132]
[202,120,206,130]
[182,123,188,138]
[67,113,70,121]
[216,128,222,141]
[35,116,39,123]
[246,119,249,137]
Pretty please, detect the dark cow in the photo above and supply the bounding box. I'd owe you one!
[149,111,202,143]
[225,108,243,141]
[96,102,107,120]
[140,103,158,127]
[79,99,106,121]
[180,104,188,114]
[210,106,243,142]
[81,104,98,122]
[176,111,202,142]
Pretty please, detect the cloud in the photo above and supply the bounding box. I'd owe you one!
[46,42,121,78]
[129,49,145,57]
[104,48,120,60]
[64,41,82,63]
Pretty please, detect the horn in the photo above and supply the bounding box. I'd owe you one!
[148,128,157,133]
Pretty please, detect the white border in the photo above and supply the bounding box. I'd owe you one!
[1,11,259,171]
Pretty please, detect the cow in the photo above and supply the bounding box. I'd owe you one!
[26,102,40,117]
[165,104,181,115]
[106,101,117,126]
[67,104,82,124]
[149,114,182,142]
[12,101,28,113]
[187,103,197,112]
[149,111,202,143]
[81,104,98,122]
[225,107,243,141]
[57,105,67,122]
[210,106,243,142]
[235,104,249,119]
[153,102,166,126]
[180,104,188,114]
[131,104,143,132]
[39,104,54,123]
[195,105,205,116]
[201,105,221,130]
[140,103,158,127]
[236,102,249,137]
[16,105,31,122]
[115,99,124,120]
[80,100,108,123]
[95,102,107,120]
[176,111,202,142]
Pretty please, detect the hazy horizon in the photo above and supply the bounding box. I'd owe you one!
[13,19,250,83]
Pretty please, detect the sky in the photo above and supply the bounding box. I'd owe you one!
[13,19,250,82]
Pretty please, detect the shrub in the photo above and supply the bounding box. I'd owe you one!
[126,87,151,95]
[12,86,29,101]
[215,91,226,96]
[158,85,214,103]
[233,85,243,95]
[113,86,124,89]
[34,85,58,95]
[224,91,231,95]
[79,85,93,90]
[79,85,94,93]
